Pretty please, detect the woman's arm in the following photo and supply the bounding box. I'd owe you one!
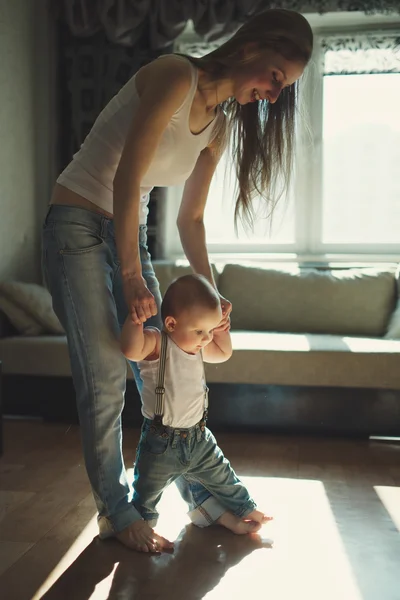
[177,124,232,317]
[177,131,226,288]
[113,57,192,323]
[177,146,218,287]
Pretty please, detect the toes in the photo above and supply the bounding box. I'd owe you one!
[262,515,273,523]
[244,521,262,533]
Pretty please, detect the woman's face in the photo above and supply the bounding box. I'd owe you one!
[233,50,305,105]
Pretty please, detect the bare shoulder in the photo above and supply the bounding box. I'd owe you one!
[143,326,161,361]
[135,55,193,101]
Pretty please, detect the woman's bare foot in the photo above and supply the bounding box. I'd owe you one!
[115,519,174,553]
[216,511,261,535]
[245,509,273,525]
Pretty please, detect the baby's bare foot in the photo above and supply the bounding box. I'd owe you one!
[115,520,174,552]
[216,511,261,534]
[245,509,273,525]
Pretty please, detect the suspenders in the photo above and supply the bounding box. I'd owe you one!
[153,330,168,430]
[151,330,209,432]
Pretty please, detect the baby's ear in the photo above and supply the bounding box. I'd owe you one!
[164,316,176,332]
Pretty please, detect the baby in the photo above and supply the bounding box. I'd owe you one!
[121,273,271,536]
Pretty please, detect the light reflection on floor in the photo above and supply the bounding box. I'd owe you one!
[33,474,370,599]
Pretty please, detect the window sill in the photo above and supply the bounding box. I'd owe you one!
[165,252,399,269]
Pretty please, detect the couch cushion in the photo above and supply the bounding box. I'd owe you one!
[385,302,400,339]
[2,333,399,390]
[0,282,64,335]
[218,264,397,337]
[204,331,400,389]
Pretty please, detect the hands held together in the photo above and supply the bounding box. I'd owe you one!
[214,294,232,333]
[123,275,158,325]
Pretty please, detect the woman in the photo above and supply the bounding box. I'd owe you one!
[42,8,313,553]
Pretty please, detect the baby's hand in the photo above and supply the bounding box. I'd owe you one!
[213,313,231,334]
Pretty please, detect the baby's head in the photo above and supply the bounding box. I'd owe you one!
[161,274,222,354]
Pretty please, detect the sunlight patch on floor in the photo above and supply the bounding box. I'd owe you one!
[31,476,367,600]
[203,476,363,600]
[90,563,118,600]
[374,485,400,533]
[33,512,99,600]
[32,476,191,599]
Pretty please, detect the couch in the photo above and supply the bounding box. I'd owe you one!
[1,262,400,433]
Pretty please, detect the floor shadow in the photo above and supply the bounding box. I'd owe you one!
[41,524,272,600]
[323,479,400,600]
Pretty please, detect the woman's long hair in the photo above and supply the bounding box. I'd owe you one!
[179,9,313,229]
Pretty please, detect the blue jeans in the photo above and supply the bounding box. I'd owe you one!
[134,418,256,525]
[41,205,226,536]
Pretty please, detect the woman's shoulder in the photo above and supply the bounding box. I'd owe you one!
[135,54,194,99]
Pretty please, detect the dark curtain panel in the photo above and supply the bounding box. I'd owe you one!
[57,23,172,167]
[57,23,173,258]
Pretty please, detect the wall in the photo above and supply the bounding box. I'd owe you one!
[0,0,55,283]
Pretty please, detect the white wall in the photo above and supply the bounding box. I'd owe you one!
[0,0,55,282]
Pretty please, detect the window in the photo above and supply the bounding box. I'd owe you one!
[321,35,400,249]
[170,24,400,261]
[204,153,296,247]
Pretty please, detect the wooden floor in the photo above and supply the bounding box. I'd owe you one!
[0,420,399,600]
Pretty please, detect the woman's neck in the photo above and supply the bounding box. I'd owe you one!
[197,69,234,110]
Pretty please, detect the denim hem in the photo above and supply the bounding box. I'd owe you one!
[188,495,226,528]
[235,500,257,518]
[98,505,143,539]
[133,501,159,526]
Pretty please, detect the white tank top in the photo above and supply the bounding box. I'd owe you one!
[138,335,207,428]
[56,55,222,224]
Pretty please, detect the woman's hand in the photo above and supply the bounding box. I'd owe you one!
[123,275,158,325]
[219,294,232,318]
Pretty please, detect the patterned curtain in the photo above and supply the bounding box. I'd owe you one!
[53,1,400,49]
[58,24,172,167]
[322,33,400,74]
